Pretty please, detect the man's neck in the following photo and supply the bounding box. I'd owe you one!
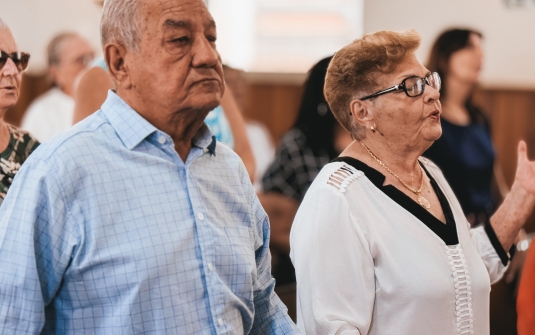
[118,90,210,162]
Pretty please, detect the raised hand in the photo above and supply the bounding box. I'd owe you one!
[513,141,535,194]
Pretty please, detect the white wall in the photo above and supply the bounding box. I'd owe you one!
[364,0,535,89]
[0,0,102,74]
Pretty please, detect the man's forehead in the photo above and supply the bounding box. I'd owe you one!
[0,28,17,53]
[142,0,212,24]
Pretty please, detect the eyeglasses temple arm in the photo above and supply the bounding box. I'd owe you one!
[360,85,400,100]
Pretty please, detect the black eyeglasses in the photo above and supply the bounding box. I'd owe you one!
[360,72,441,100]
[0,50,30,72]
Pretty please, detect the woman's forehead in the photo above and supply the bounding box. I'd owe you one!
[390,55,429,81]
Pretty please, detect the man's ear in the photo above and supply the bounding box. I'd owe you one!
[349,98,374,129]
[104,43,130,90]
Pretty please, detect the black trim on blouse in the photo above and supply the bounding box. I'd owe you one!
[332,156,459,245]
[483,218,510,266]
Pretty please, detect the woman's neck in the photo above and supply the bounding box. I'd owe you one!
[441,76,475,125]
[343,138,423,181]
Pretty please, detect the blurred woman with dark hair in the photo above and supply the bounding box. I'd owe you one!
[260,56,351,286]
[424,28,506,226]
[424,28,531,333]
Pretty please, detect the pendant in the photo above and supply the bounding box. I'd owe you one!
[417,195,431,210]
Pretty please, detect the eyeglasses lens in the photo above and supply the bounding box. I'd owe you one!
[405,77,425,97]
[428,73,441,92]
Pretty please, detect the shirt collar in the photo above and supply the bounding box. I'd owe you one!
[101,90,217,155]
[192,123,217,156]
[101,90,157,150]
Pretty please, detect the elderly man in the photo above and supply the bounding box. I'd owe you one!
[0,0,296,334]
[21,32,93,142]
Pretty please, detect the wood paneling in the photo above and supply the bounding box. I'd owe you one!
[242,83,303,143]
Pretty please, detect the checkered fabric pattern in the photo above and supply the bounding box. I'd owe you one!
[0,91,297,335]
[262,129,330,203]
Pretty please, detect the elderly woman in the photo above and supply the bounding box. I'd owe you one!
[290,29,535,335]
[0,19,39,205]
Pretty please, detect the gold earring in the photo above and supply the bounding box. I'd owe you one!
[371,125,376,133]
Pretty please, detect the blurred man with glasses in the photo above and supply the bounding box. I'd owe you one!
[21,32,94,142]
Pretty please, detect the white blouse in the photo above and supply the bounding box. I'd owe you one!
[290,156,508,335]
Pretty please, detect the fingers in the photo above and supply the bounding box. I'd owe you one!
[517,140,528,163]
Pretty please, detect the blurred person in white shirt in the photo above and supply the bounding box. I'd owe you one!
[21,32,93,142]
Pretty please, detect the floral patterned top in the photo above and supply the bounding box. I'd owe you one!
[0,124,40,205]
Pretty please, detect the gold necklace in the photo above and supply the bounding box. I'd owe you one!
[360,142,431,210]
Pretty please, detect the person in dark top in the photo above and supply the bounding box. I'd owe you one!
[424,28,528,334]
[424,28,506,226]
[260,56,352,285]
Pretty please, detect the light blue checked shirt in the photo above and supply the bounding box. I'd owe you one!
[0,91,297,334]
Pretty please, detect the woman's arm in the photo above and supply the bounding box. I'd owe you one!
[291,186,374,334]
[220,85,256,183]
[490,141,535,251]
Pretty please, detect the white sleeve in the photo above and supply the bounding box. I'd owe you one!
[470,225,508,284]
[21,103,48,143]
[290,185,375,335]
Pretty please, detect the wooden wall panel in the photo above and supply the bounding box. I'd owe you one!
[242,83,303,143]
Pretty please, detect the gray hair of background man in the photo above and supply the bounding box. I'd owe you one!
[100,0,142,52]
[47,32,79,66]
[0,18,8,29]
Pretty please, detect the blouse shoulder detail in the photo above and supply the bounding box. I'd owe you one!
[445,244,474,335]
[326,163,364,193]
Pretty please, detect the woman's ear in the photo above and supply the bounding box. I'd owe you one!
[104,43,130,90]
[349,99,374,129]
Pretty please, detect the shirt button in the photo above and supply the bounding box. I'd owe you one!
[197,213,204,220]
[208,263,214,271]
[157,136,166,144]
[218,318,224,326]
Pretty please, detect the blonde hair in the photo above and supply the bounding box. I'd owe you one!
[325,29,421,140]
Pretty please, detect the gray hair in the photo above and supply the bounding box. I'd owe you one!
[47,32,78,66]
[100,0,141,51]
[0,18,8,29]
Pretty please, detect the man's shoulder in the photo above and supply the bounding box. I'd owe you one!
[28,111,110,162]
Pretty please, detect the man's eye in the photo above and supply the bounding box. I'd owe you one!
[207,35,217,43]
[171,37,189,43]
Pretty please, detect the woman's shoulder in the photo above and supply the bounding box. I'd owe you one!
[306,161,367,198]
[6,124,40,157]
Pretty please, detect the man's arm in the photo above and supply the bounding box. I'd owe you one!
[250,195,298,334]
[0,158,76,333]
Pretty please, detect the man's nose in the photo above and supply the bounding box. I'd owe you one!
[191,36,220,69]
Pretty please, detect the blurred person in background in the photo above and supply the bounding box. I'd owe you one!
[0,18,39,205]
[223,64,275,192]
[21,32,94,142]
[73,0,256,180]
[260,56,352,286]
[424,28,531,333]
